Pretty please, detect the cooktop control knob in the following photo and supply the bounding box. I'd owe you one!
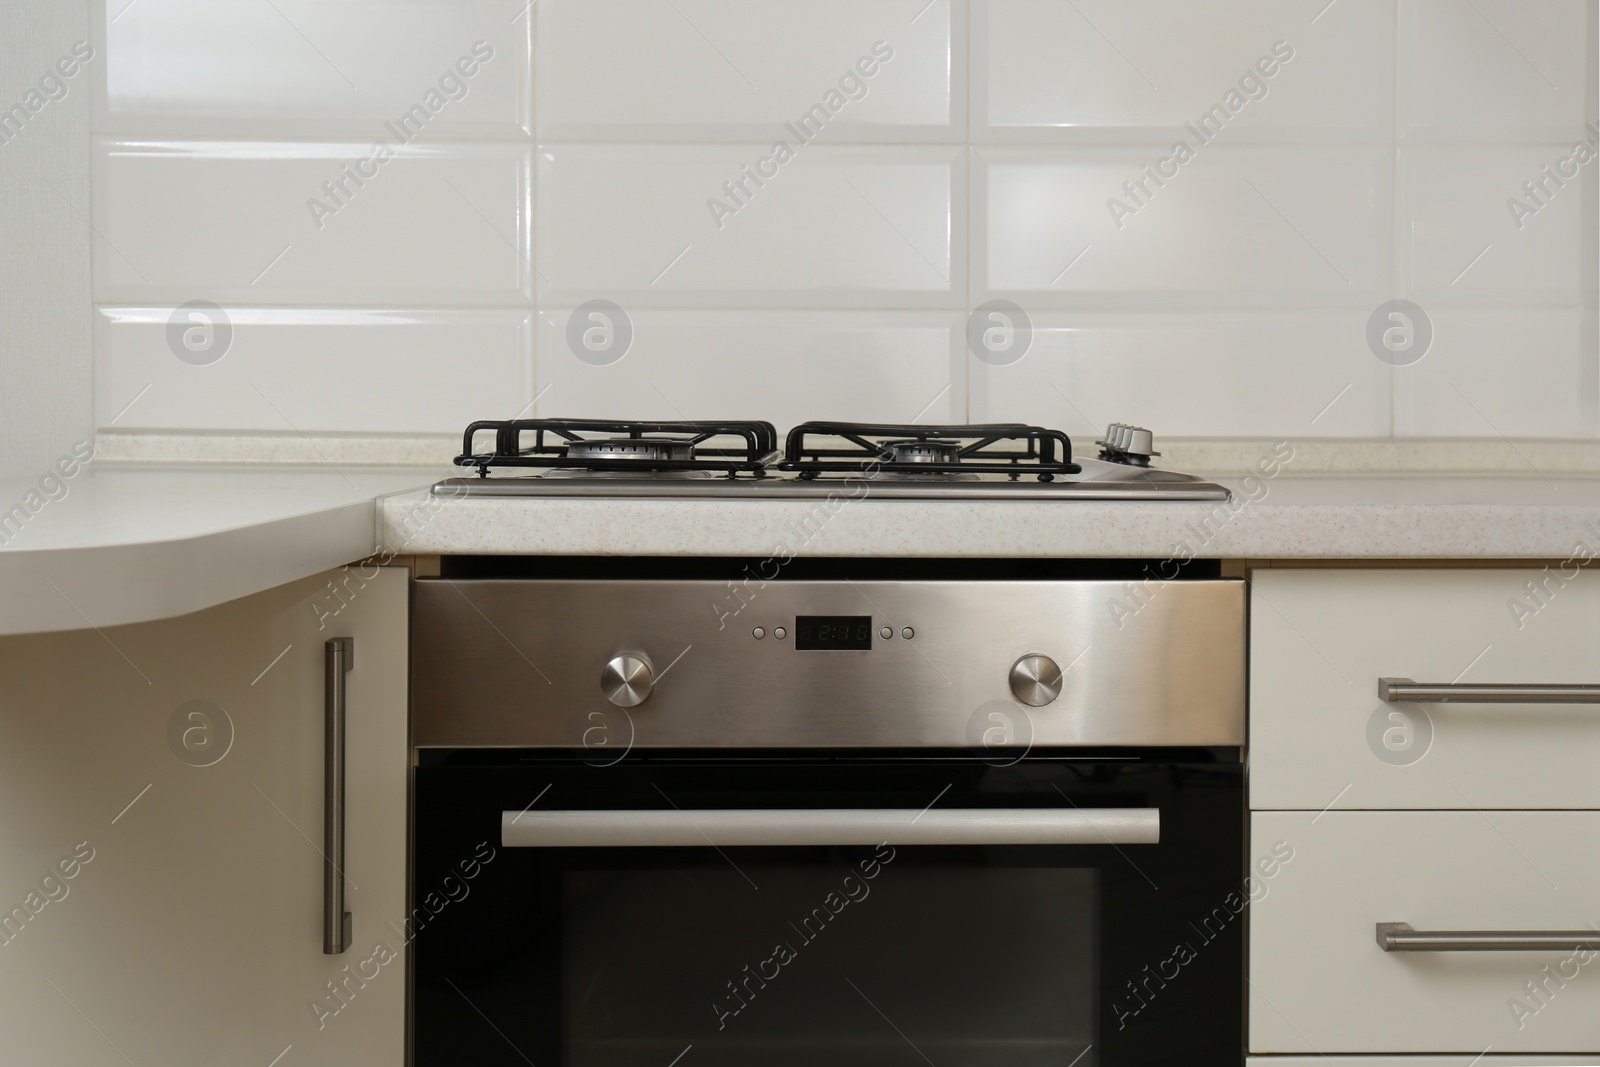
[1009,654,1063,707]
[1097,422,1161,465]
[601,654,654,707]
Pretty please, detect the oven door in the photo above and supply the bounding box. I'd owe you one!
[412,754,1243,1067]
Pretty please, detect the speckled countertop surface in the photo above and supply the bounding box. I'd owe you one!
[380,471,1600,560]
[5,462,1596,636]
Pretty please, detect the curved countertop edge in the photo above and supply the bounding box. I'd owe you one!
[0,501,377,636]
[0,467,442,636]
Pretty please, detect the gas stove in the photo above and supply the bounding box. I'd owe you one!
[431,418,1229,501]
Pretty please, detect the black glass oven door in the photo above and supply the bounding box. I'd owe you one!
[412,756,1243,1067]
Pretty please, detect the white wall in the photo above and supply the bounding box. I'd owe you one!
[87,0,1597,449]
[0,1,93,479]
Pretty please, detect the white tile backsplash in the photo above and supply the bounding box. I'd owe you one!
[977,147,1392,307]
[87,0,1597,449]
[535,310,961,429]
[536,0,960,142]
[538,145,962,307]
[94,139,532,306]
[1401,145,1589,306]
[96,307,532,433]
[970,312,1391,438]
[1398,309,1592,438]
[1399,0,1593,142]
[976,0,1394,143]
[98,0,533,139]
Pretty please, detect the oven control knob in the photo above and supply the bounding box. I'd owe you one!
[1009,654,1063,707]
[601,654,654,707]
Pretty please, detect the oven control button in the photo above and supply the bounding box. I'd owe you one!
[774,627,786,639]
[753,627,765,639]
[880,626,893,639]
[601,654,654,707]
[1009,654,1063,707]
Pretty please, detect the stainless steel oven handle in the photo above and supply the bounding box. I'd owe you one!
[324,638,353,955]
[1377,922,1600,952]
[1378,677,1600,703]
[501,807,1159,848]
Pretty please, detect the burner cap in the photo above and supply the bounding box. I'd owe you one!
[884,439,962,464]
[565,437,694,463]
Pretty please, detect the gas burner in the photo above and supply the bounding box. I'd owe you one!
[883,439,962,465]
[780,422,1079,481]
[565,438,694,464]
[454,419,777,477]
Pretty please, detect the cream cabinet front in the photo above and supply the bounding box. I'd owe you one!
[0,568,408,1065]
[1251,568,1600,810]
[1250,811,1600,1054]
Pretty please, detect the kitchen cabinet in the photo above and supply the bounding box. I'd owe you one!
[1250,810,1600,1053]
[1251,568,1600,810]
[1249,566,1600,1059]
[0,567,408,1065]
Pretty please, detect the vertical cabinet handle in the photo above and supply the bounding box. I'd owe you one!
[324,638,353,955]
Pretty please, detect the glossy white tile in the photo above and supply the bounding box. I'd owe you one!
[95,307,533,434]
[976,0,1393,143]
[97,0,532,138]
[534,310,961,430]
[976,146,1391,307]
[1399,0,1593,142]
[536,0,959,142]
[1401,145,1589,306]
[537,145,962,307]
[81,0,1600,449]
[93,139,532,306]
[970,312,1390,438]
[1398,309,1592,438]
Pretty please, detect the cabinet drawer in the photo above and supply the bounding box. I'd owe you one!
[1250,812,1600,1053]
[1251,568,1600,810]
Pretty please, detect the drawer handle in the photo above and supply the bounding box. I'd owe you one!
[1377,921,1599,952]
[1378,678,1600,704]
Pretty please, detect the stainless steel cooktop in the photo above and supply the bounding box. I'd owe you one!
[432,418,1231,501]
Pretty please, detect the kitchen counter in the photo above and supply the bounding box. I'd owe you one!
[7,462,1600,637]
[382,471,1600,561]
[0,465,440,635]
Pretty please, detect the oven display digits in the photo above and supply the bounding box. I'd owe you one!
[794,615,872,650]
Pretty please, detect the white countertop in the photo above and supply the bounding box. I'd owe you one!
[0,465,440,635]
[6,462,1599,637]
[382,471,1600,561]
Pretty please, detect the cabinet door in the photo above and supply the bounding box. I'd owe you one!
[0,567,408,1066]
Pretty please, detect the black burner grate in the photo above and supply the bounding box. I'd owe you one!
[454,419,779,477]
[778,422,1080,481]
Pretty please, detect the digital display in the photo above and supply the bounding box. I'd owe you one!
[794,615,872,650]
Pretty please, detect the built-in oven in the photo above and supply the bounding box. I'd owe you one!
[409,560,1247,1067]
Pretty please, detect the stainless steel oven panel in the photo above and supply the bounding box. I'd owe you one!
[411,579,1245,748]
